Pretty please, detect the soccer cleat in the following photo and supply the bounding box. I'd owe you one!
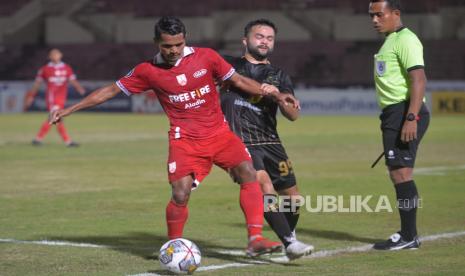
[285,240,314,260]
[246,236,283,257]
[32,139,43,146]
[66,141,80,148]
[373,232,421,250]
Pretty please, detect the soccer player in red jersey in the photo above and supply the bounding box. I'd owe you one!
[50,16,299,256]
[25,48,86,147]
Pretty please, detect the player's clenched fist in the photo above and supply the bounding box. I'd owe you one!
[49,109,66,124]
[260,83,279,95]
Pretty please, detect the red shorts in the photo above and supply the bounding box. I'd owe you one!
[167,128,252,186]
[47,102,65,112]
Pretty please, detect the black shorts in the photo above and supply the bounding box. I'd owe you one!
[247,143,296,191]
[380,101,430,168]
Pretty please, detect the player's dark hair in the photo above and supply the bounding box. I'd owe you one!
[370,0,402,12]
[244,18,277,37]
[154,16,186,40]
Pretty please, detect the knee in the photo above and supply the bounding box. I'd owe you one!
[388,167,413,184]
[171,186,190,205]
[232,161,257,184]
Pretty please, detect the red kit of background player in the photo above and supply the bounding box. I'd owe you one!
[25,48,85,147]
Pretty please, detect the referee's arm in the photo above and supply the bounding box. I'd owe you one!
[402,68,426,142]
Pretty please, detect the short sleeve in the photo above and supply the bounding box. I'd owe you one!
[116,64,151,96]
[395,33,424,72]
[278,71,294,95]
[207,48,235,81]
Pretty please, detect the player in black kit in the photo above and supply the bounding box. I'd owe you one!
[221,19,313,260]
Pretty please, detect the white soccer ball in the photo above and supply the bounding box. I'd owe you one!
[159,238,201,274]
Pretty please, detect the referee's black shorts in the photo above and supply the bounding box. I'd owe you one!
[248,143,297,191]
[380,101,430,168]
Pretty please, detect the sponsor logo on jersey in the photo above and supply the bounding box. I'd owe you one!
[48,69,68,85]
[193,69,207,78]
[387,150,395,159]
[168,162,176,173]
[168,84,212,110]
[176,74,187,86]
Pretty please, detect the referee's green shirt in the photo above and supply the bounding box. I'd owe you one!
[374,27,425,109]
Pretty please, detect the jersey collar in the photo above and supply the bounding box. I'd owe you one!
[154,46,195,67]
[395,26,406,33]
[47,62,65,67]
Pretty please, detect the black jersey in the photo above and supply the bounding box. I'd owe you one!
[220,56,294,146]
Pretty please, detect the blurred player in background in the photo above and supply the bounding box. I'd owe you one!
[50,16,299,256]
[220,19,313,260]
[24,48,86,147]
[369,0,430,250]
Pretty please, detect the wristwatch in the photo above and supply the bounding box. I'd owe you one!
[406,113,420,121]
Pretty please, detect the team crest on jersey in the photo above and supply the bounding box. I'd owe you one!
[176,74,187,86]
[168,162,177,173]
[376,60,386,76]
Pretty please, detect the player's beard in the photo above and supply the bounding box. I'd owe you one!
[247,44,273,61]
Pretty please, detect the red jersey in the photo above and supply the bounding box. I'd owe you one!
[36,62,76,108]
[116,47,235,140]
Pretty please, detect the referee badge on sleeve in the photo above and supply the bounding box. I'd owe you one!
[375,59,386,77]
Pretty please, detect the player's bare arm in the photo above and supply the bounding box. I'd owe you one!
[50,83,121,124]
[278,92,300,121]
[227,72,299,108]
[401,68,426,143]
[69,79,86,95]
[24,79,42,110]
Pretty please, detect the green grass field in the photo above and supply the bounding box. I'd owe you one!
[1,113,464,275]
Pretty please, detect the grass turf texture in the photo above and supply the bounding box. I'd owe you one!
[0,113,464,275]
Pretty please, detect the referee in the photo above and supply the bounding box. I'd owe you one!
[369,0,430,250]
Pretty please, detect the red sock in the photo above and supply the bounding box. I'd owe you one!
[166,200,188,239]
[36,121,51,140]
[56,122,71,143]
[240,181,264,239]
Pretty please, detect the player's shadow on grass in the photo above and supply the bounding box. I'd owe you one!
[228,223,379,244]
[46,231,293,266]
[297,228,379,244]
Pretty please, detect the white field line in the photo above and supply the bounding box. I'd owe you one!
[129,230,465,275]
[0,238,108,248]
[2,230,465,275]
[415,164,465,175]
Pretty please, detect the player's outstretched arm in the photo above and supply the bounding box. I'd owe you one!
[69,79,86,95]
[227,72,299,108]
[50,83,121,124]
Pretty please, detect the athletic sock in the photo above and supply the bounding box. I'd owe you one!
[36,121,51,140]
[395,180,419,240]
[282,197,300,233]
[56,122,71,143]
[166,199,188,239]
[239,181,264,239]
[263,194,293,247]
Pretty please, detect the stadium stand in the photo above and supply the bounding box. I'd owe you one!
[1,0,464,86]
[0,0,30,16]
